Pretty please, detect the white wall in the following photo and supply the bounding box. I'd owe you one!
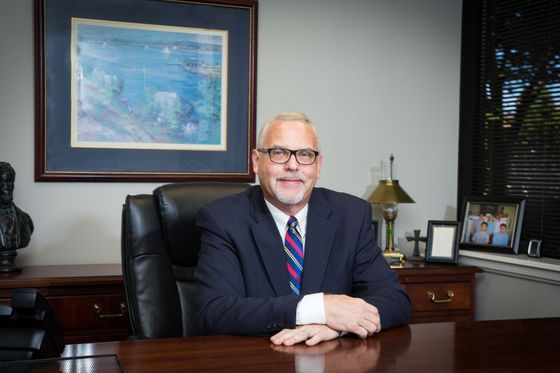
[0,0,462,266]
[459,252,560,320]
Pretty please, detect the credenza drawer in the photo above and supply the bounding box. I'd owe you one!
[404,282,472,312]
[48,294,127,331]
[0,264,130,343]
[395,264,481,323]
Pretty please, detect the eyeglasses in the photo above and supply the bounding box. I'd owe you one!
[257,147,320,165]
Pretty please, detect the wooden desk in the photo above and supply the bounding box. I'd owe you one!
[61,318,559,372]
[0,264,129,344]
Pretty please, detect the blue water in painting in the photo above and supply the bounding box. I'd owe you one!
[76,22,224,146]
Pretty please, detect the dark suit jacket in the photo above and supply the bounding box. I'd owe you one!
[195,186,411,335]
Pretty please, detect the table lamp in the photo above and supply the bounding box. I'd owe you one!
[367,154,415,264]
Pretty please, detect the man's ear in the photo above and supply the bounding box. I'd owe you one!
[316,154,323,179]
[251,149,260,175]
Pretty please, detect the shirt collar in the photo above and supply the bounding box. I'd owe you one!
[264,199,308,240]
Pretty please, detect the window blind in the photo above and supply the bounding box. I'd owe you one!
[459,0,560,258]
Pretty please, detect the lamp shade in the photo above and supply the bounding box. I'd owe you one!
[367,180,415,204]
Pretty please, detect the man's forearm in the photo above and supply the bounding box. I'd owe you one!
[197,292,300,335]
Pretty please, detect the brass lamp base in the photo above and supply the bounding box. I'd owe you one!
[379,210,406,268]
[382,250,406,268]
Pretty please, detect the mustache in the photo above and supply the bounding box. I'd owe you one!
[276,174,302,181]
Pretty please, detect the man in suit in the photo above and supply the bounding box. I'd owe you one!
[195,112,411,346]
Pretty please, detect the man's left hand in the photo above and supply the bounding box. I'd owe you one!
[270,325,341,346]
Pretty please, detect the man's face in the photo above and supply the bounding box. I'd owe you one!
[500,225,507,233]
[480,223,488,232]
[252,119,322,215]
[0,176,14,205]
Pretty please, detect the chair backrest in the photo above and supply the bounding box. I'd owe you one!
[121,182,249,339]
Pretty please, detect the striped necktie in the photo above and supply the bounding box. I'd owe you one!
[284,216,304,295]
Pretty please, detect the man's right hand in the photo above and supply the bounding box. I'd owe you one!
[323,294,380,338]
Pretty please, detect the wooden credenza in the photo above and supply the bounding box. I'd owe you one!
[0,264,129,344]
[395,261,482,323]
[0,262,479,343]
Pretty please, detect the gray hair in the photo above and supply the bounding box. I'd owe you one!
[257,112,320,150]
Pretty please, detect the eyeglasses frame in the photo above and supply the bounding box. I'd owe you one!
[257,147,320,165]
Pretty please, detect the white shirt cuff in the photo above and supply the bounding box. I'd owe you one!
[295,292,326,325]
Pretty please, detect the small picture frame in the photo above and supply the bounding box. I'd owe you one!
[425,220,460,264]
[372,218,383,248]
[527,239,542,258]
[459,197,526,254]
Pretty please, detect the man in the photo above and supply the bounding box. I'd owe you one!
[474,213,487,232]
[195,113,411,346]
[471,222,490,244]
[491,224,509,246]
[485,213,496,234]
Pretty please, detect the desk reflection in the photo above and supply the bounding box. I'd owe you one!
[271,326,411,373]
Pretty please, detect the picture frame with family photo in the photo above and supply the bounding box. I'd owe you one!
[459,197,526,254]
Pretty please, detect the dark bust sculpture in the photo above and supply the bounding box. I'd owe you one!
[0,162,34,273]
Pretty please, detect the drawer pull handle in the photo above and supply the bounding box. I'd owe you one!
[426,290,454,304]
[92,302,127,319]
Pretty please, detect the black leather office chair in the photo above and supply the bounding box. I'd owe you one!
[121,182,249,339]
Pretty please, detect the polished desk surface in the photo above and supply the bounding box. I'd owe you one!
[62,318,560,372]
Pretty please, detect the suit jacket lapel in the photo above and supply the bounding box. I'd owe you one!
[249,189,290,296]
[301,189,336,294]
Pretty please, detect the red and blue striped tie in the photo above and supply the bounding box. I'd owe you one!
[285,216,304,295]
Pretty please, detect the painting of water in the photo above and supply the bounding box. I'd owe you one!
[70,18,228,151]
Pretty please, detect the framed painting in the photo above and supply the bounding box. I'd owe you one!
[425,220,460,264]
[459,197,526,254]
[34,0,257,182]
